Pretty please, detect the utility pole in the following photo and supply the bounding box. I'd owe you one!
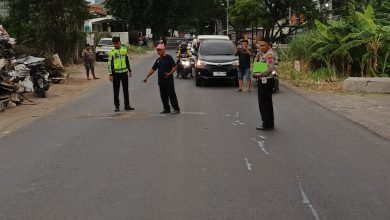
[226,0,229,35]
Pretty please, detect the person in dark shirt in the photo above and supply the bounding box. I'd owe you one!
[143,44,181,114]
[235,39,253,92]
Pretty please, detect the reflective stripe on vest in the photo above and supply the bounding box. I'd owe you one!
[108,47,129,74]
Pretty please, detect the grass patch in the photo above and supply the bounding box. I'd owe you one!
[278,61,344,92]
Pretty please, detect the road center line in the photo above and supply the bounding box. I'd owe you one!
[258,135,266,139]
[244,158,252,171]
[299,182,320,220]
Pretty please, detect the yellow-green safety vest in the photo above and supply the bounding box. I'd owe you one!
[108,47,130,75]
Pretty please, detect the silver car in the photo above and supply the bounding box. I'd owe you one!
[95,38,114,61]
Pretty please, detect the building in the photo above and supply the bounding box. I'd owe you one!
[95,0,105,5]
[0,1,9,18]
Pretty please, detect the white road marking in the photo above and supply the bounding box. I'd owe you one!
[258,135,266,139]
[235,120,241,123]
[232,123,238,126]
[257,141,270,155]
[226,114,230,117]
[309,204,320,220]
[299,182,311,204]
[299,182,320,220]
[239,123,245,125]
[244,158,252,171]
[251,138,270,155]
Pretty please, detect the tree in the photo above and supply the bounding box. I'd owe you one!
[5,0,90,63]
[104,0,226,38]
[228,0,265,36]
[228,0,318,42]
[310,4,390,76]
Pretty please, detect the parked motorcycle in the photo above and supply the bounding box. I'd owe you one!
[29,63,50,98]
[272,70,279,93]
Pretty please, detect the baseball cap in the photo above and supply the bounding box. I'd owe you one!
[156,44,165,50]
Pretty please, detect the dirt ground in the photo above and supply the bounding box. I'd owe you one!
[1,53,389,141]
[0,52,153,138]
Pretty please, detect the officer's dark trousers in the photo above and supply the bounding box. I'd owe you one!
[159,83,180,111]
[113,73,130,107]
[258,78,274,128]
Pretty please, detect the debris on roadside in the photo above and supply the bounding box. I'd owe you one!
[0,25,67,112]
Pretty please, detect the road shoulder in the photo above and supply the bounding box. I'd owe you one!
[280,80,390,141]
[0,53,154,138]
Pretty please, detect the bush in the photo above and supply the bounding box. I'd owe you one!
[286,30,317,61]
[126,45,148,54]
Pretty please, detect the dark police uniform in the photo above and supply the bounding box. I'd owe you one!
[152,54,180,112]
[255,48,276,129]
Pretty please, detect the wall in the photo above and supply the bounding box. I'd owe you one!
[0,1,9,18]
[111,32,129,45]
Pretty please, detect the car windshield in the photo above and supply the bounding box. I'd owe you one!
[98,40,113,46]
[199,41,235,55]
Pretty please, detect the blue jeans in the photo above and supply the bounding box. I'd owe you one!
[237,67,251,80]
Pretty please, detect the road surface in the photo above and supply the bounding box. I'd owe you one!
[1,51,389,220]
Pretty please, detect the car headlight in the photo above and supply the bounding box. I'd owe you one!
[232,60,239,67]
[196,59,206,68]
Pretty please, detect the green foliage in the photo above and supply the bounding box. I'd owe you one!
[5,0,90,64]
[283,2,389,79]
[228,0,318,42]
[311,67,335,82]
[125,45,148,54]
[104,0,225,38]
[228,0,264,34]
[284,30,316,61]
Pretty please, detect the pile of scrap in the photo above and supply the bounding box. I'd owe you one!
[0,25,66,112]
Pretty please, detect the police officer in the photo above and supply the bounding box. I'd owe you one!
[253,39,275,130]
[108,36,134,112]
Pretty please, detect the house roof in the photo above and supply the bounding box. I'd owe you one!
[88,15,115,24]
[88,4,107,16]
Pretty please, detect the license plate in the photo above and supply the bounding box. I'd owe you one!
[213,71,226,76]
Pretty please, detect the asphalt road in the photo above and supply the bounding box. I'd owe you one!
[1,51,389,220]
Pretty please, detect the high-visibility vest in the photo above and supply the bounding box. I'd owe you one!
[108,47,130,74]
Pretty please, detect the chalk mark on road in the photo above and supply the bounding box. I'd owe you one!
[181,112,205,115]
[251,138,270,155]
[244,158,252,171]
[299,182,320,220]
